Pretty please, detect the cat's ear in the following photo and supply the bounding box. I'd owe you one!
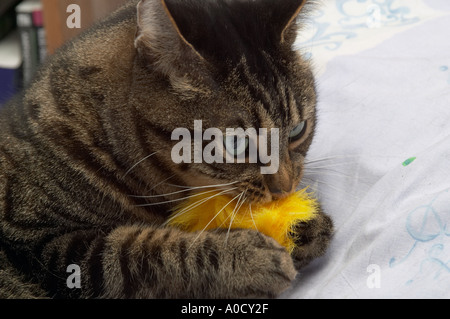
[274,0,309,46]
[135,0,209,96]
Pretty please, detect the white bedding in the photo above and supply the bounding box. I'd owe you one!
[283,0,450,298]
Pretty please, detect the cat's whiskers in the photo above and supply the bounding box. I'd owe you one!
[304,154,361,165]
[300,176,362,205]
[130,186,216,199]
[133,181,238,207]
[248,202,258,231]
[187,192,243,251]
[303,153,375,189]
[300,176,339,192]
[225,190,247,244]
[136,188,235,207]
[305,162,357,169]
[305,153,405,166]
[166,181,238,190]
[164,187,238,226]
[123,151,159,178]
[134,189,221,207]
[146,174,176,192]
[304,167,361,180]
[216,189,245,229]
[304,162,373,188]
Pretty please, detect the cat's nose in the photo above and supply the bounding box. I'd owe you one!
[265,166,294,200]
[269,184,293,200]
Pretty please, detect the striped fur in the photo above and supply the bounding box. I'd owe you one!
[0,0,332,298]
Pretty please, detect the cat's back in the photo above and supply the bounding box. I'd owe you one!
[0,0,139,158]
[0,1,141,222]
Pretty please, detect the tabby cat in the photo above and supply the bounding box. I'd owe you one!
[0,0,333,298]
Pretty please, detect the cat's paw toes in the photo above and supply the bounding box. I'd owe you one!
[290,210,333,270]
[222,229,297,298]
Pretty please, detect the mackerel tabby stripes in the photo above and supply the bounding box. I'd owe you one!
[0,0,333,299]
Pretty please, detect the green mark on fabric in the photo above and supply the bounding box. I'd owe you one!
[402,157,417,167]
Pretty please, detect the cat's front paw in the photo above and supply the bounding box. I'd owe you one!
[220,229,297,298]
[290,209,333,270]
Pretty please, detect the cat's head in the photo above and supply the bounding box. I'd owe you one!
[133,0,316,204]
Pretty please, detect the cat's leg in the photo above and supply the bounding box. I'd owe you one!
[101,226,296,298]
[38,225,296,298]
[290,206,334,270]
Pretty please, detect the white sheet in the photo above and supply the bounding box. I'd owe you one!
[283,0,450,298]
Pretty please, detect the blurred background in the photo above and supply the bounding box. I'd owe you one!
[0,0,127,107]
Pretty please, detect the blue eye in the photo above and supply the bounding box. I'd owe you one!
[224,135,249,157]
[289,121,306,141]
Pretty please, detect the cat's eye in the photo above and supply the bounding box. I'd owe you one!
[289,121,306,142]
[224,135,249,157]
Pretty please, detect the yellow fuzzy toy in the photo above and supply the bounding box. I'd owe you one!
[168,188,319,254]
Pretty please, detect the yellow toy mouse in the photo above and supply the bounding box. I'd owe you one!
[168,188,319,254]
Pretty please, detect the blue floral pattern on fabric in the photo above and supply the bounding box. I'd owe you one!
[298,0,420,51]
